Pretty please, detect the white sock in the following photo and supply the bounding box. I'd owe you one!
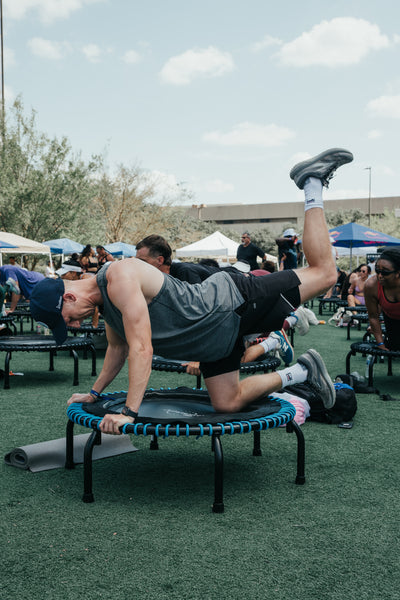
[278,363,308,388]
[260,337,279,353]
[285,315,297,328]
[303,177,323,211]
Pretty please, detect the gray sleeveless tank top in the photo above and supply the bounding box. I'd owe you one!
[96,264,244,362]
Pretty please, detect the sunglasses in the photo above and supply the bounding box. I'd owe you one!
[375,268,396,277]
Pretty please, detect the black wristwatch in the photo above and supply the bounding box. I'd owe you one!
[121,406,138,419]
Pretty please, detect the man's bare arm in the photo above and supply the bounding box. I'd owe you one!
[67,323,128,406]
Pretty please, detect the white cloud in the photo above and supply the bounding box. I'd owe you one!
[203,179,234,194]
[27,37,70,60]
[381,166,395,176]
[122,50,141,65]
[160,46,234,85]
[82,43,102,63]
[4,48,16,67]
[366,95,400,119]
[6,0,104,24]
[251,35,282,53]
[203,122,295,147]
[367,129,383,139]
[276,17,389,67]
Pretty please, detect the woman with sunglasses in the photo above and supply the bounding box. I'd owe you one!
[347,263,371,307]
[364,247,400,351]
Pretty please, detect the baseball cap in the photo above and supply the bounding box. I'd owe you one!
[56,263,82,277]
[30,278,67,345]
[283,228,297,237]
[232,260,251,273]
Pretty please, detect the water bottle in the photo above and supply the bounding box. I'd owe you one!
[365,354,373,378]
[36,324,42,334]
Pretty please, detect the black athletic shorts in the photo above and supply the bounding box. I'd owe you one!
[200,270,301,379]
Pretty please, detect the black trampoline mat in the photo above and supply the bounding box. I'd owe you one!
[83,387,282,425]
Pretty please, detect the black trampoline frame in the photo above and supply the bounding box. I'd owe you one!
[66,392,305,513]
[0,335,97,389]
[151,354,281,389]
[346,341,400,387]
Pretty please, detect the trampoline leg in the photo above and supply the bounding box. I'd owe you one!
[65,420,75,469]
[150,435,159,450]
[212,434,224,513]
[82,429,101,503]
[345,350,353,375]
[368,355,375,388]
[49,349,55,371]
[71,349,79,385]
[89,345,97,376]
[388,356,393,377]
[253,430,262,456]
[286,421,306,485]
[4,352,11,389]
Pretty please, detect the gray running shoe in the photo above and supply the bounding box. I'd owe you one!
[290,148,353,190]
[297,349,335,409]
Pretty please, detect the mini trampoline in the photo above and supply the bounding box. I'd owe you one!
[68,322,105,336]
[318,297,347,315]
[0,334,97,389]
[151,354,281,389]
[346,341,400,387]
[0,315,17,335]
[66,387,305,512]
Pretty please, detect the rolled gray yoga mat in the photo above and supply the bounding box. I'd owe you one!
[4,434,138,472]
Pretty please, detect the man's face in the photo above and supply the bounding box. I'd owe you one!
[241,235,250,247]
[61,297,94,328]
[135,246,163,269]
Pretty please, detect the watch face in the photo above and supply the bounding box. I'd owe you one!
[122,407,128,415]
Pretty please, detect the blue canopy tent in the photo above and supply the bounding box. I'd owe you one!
[329,223,400,269]
[43,238,84,264]
[104,242,136,258]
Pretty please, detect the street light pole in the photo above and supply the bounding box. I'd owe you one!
[365,167,372,226]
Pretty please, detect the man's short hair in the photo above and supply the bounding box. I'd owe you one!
[136,235,172,266]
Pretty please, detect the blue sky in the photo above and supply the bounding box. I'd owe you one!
[3,0,400,206]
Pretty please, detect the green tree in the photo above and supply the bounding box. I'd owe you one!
[0,98,100,251]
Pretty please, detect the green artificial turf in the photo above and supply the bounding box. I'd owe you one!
[1,308,400,600]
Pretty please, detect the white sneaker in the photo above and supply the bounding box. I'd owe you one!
[293,306,310,336]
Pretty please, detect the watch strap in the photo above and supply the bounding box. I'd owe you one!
[121,406,138,419]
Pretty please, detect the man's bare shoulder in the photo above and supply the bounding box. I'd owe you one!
[106,258,165,300]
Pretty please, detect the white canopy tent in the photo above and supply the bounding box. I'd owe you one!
[176,231,239,260]
[176,231,278,264]
[0,232,52,266]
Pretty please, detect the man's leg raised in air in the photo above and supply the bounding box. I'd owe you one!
[205,148,354,413]
[289,148,353,302]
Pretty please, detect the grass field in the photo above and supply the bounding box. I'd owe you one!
[1,306,400,600]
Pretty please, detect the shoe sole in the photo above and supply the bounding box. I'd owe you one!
[297,348,335,409]
[290,148,354,189]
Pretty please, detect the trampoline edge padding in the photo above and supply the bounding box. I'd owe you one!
[67,387,296,437]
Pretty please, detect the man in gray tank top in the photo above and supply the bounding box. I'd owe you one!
[30,148,353,433]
